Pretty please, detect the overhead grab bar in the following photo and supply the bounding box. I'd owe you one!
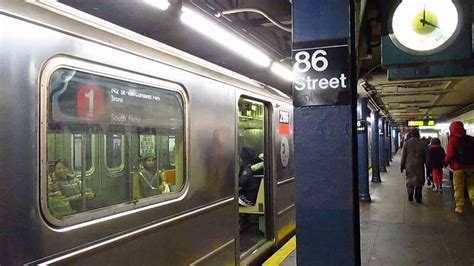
[215,8,292,33]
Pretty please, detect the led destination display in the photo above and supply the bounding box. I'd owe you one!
[49,69,183,128]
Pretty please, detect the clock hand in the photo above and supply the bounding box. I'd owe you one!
[419,19,439,29]
[422,5,426,27]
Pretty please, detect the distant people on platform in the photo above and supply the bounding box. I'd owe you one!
[426,138,446,192]
[444,121,474,214]
[422,137,433,186]
[401,129,427,203]
[48,159,96,217]
[238,145,263,207]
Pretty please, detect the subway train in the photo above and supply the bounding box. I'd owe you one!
[0,2,295,265]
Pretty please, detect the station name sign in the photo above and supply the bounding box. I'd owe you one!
[292,44,350,107]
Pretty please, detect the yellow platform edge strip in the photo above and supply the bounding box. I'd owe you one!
[262,236,296,265]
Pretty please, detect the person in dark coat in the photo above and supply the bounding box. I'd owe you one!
[426,138,446,192]
[444,121,474,213]
[401,129,427,203]
[238,145,263,206]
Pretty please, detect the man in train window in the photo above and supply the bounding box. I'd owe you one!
[134,154,167,198]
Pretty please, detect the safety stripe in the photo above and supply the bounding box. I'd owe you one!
[262,236,296,265]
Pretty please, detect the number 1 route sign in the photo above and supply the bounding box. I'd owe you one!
[292,44,350,107]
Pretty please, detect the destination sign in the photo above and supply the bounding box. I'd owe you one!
[292,45,350,106]
[407,120,436,127]
[50,69,183,128]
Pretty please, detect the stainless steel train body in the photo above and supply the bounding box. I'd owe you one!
[0,1,295,265]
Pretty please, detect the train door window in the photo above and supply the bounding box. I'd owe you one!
[73,134,94,176]
[237,97,268,256]
[42,65,186,226]
[105,133,124,171]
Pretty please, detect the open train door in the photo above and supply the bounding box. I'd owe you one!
[237,97,273,261]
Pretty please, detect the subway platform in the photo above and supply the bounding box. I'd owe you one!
[264,154,474,265]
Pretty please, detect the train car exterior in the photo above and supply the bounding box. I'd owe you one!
[0,1,295,265]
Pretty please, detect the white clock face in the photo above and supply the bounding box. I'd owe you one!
[390,0,459,54]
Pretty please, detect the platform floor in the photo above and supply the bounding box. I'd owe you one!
[266,154,474,265]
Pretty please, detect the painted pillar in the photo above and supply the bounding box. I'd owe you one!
[379,117,387,172]
[386,122,391,164]
[371,111,381,182]
[293,0,360,264]
[357,97,371,202]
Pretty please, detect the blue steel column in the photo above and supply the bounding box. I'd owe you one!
[386,122,391,165]
[394,128,399,153]
[358,98,371,202]
[389,125,393,160]
[293,1,360,265]
[371,111,381,182]
[379,117,387,172]
[387,121,392,162]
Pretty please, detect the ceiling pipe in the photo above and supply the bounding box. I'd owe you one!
[215,8,292,33]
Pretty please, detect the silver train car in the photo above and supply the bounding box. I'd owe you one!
[0,1,295,265]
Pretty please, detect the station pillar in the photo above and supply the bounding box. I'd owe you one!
[292,1,360,264]
[357,97,371,202]
[371,111,381,183]
[394,128,399,154]
[379,117,387,172]
[386,122,392,164]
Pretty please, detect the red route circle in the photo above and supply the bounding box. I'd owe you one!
[77,84,105,121]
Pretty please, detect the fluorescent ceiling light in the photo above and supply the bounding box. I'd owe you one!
[144,0,170,11]
[180,7,272,68]
[270,62,293,82]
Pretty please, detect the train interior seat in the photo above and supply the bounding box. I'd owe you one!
[239,176,264,214]
[161,169,176,184]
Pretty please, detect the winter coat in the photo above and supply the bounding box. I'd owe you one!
[401,137,427,186]
[426,144,446,169]
[445,121,474,170]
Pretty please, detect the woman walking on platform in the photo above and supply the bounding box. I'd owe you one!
[426,138,446,192]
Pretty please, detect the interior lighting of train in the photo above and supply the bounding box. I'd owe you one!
[144,0,170,11]
[270,62,294,82]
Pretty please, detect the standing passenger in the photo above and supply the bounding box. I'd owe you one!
[444,121,474,213]
[401,129,427,203]
[426,138,446,192]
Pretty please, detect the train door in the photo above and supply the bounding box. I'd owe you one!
[237,97,270,257]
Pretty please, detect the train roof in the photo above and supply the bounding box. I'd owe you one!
[1,1,291,103]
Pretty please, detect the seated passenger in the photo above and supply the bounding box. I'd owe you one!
[238,146,263,207]
[48,160,95,217]
[136,154,167,197]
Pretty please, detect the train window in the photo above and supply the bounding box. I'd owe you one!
[43,66,185,225]
[73,134,94,175]
[105,133,124,171]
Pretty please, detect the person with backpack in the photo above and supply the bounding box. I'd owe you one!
[444,121,474,213]
[426,138,446,192]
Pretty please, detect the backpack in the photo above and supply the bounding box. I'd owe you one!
[455,136,474,165]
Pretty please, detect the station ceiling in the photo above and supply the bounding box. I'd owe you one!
[59,0,473,127]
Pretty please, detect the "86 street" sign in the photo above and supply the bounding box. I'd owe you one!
[292,44,351,106]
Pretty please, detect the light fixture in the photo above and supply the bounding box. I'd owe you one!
[270,62,293,82]
[144,0,170,11]
[180,7,272,68]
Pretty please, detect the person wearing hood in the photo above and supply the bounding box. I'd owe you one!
[445,121,474,213]
[401,129,427,203]
[135,154,166,198]
[426,138,446,192]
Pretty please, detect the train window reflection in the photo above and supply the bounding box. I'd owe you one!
[44,67,185,224]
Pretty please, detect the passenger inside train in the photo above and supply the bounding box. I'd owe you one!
[238,146,263,207]
[134,153,167,198]
[48,159,96,218]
